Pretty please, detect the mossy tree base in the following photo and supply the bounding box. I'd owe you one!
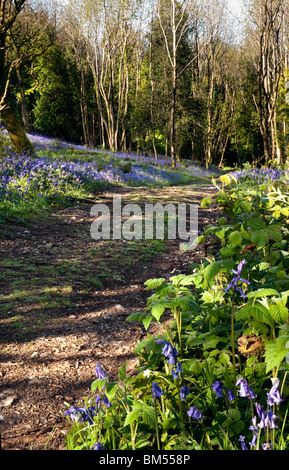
[1,104,34,154]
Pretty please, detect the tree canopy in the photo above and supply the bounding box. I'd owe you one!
[1,0,289,167]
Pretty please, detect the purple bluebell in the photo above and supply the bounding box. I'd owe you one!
[267,379,283,407]
[236,378,256,399]
[249,417,259,448]
[224,259,250,297]
[63,405,97,425]
[95,394,111,409]
[262,443,273,450]
[211,380,224,398]
[152,382,164,399]
[187,406,203,420]
[239,435,248,450]
[156,339,178,365]
[91,442,105,450]
[172,362,183,379]
[95,363,108,380]
[255,403,278,429]
[180,385,189,401]
[226,389,235,402]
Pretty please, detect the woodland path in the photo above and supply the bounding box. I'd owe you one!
[0,181,218,450]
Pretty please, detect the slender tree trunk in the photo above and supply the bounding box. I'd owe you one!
[170,68,177,169]
[16,63,29,131]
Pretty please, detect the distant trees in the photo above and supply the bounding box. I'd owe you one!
[1,0,289,167]
[245,0,286,166]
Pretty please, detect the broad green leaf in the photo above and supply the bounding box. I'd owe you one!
[118,363,127,382]
[124,407,142,427]
[142,315,153,330]
[228,231,242,247]
[269,304,289,324]
[236,303,274,327]
[265,338,289,373]
[142,406,156,428]
[151,304,165,321]
[200,196,213,208]
[105,382,118,400]
[239,200,252,213]
[247,218,266,230]
[247,288,279,298]
[203,261,222,284]
[144,278,165,289]
[126,312,146,322]
[91,378,107,393]
[265,224,283,242]
[250,229,269,247]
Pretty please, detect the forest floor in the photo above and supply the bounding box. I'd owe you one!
[0,181,219,450]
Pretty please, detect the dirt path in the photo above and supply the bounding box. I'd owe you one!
[0,182,218,450]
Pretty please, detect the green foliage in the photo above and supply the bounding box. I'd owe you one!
[63,168,289,451]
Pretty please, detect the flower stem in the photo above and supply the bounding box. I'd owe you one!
[154,397,161,450]
[231,291,237,387]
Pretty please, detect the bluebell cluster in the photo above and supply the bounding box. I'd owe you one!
[231,167,286,185]
[0,132,218,208]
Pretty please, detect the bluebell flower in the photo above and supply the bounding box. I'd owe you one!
[236,378,256,399]
[180,385,189,401]
[95,394,111,409]
[152,382,164,399]
[255,403,278,429]
[239,435,248,450]
[172,362,183,379]
[63,405,97,425]
[263,409,278,429]
[249,417,259,448]
[95,363,108,380]
[262,443,273,450]
[211,380,224,398]
[267,379,283,406]
[156,339,178,364]
[91,442,105,450]
[187,406,203,420]
[226,389,235,402]
[224,259,250,297]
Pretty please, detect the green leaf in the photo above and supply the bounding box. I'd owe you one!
[250,229,269,247]
[247,288,279,298]
[200,196,213,208]
[265,338,289,373]
[142,406,156,428]
[236,302,274,327]
[105,382,118,400]
[118,363,127,382]
[239,200,252,213]
[269,304,289,324]
[124,407,142,427]
[144,278,165,289]
[265,224,283,242]
[228,409,244,436]
[203,261,222,284]
[151,304,165,321]
[126,312,146,322]
[143,315,153,330]
[247,218,266,230]
[228,231,242,247]
[91,378,108,393]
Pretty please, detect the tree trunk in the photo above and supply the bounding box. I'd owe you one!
[170,71,177,169]
[0,30,33,154]
[16,63,29,131]
[1,104,34,153]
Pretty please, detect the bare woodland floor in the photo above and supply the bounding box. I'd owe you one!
[0,182,218,450]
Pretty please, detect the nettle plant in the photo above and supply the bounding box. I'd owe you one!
[63,171,289,450]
